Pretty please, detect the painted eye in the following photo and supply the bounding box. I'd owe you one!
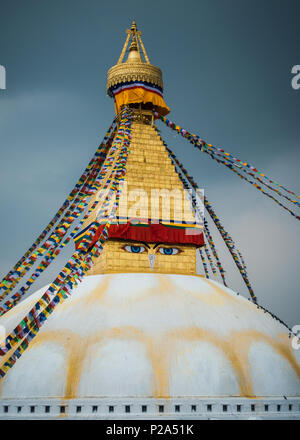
[158,247,180,255]
[123,245,146,254]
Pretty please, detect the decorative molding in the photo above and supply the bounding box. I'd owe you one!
[107,63,163,91]
[1,397,299,420]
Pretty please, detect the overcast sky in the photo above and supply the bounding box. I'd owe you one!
[0,0,299,327]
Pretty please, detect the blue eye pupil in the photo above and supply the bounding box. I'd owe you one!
[131,246,141,253]
[163,248,173,255]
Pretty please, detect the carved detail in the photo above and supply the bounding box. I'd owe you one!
[107,62,163,92]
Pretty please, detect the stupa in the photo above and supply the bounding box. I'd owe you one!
[0,21,299,420]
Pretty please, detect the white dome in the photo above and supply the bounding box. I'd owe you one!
[0,273,300,400]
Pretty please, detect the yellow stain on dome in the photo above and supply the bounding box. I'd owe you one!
[229,330,300,396]
[65,326,169,399]
[72,276,112,308]
[277,332,300,379]
[1,320,299,400]
[166,327,254,396]
[205,279,242,305]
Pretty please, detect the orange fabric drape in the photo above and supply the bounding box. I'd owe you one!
[114,88,170,116]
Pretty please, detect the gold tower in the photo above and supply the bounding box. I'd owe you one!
[75,21,204,275]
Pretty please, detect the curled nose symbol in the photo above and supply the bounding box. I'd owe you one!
[148,253,156,270]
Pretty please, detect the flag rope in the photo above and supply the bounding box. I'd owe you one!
[161,139,257,302]
[0,108,134,378]
[0,125,126,312]
[154,112,300,220]
[0,120,118,295]
[199,248,209,278]
[0,133,115,303]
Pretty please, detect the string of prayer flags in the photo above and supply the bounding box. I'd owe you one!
[0,108,134,378]
[0,132,115,301]
[0,121,118,296]
[154,111,300,219]
[158,135,228,287]
[203,149,300,221]
[203,244,217,276]
[204,198,257,303]
[199,248,209,278]
[163,141,258,301]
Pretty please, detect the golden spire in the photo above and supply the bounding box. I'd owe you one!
[107,20,163,91]
[127,33,142,63]
[107,21,170,116]
[116,20,149,65]
[131,19,137,31]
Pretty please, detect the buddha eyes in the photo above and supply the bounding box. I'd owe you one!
[123,245,146,254]
[158,247,180,255]
[122,245,182,255]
